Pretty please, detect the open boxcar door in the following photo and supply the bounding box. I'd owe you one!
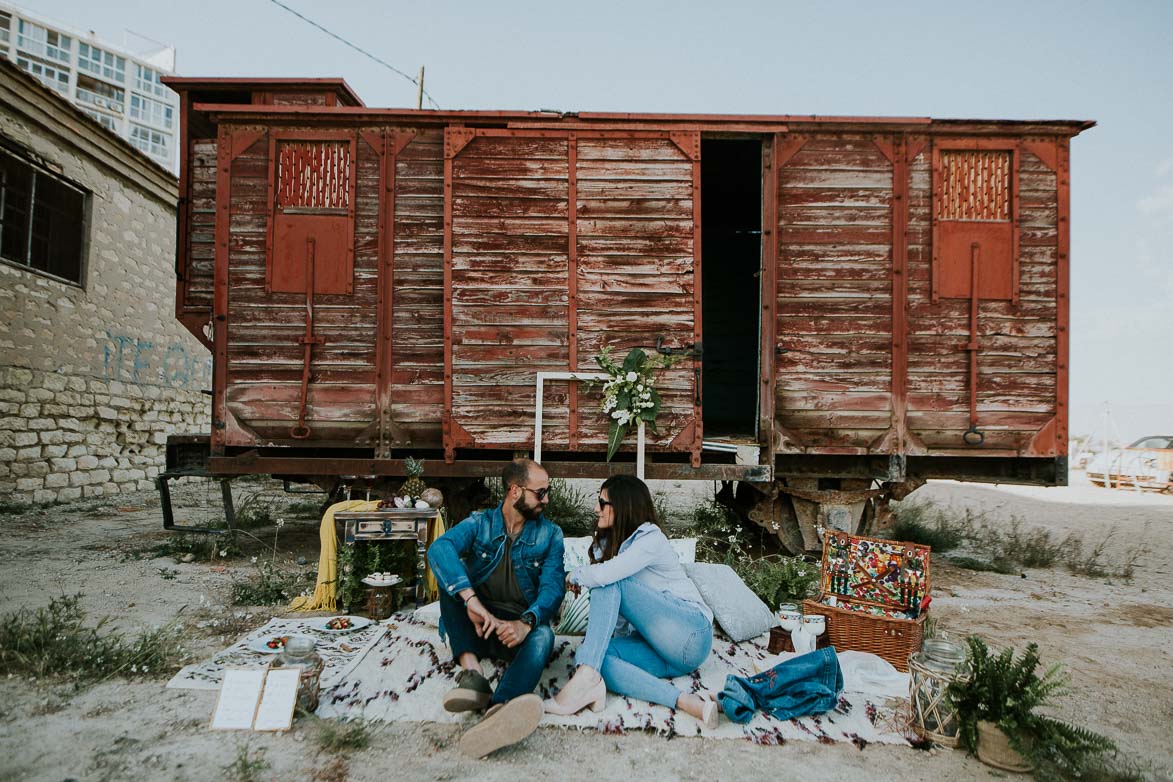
[442,128,703,465]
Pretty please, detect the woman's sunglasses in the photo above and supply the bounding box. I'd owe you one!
[597,496,613,510]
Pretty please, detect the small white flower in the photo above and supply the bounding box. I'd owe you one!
[219,549,228,557]
[250,556,258,564]
[611,410,623,419]
[637,384,644,391]
[130,665,137,673]
[626,371,638,382]
[276,518,285,528]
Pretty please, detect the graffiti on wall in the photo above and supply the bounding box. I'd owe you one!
[103,331,212,389]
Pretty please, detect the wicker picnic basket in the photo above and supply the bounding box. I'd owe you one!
[802,532,931,672]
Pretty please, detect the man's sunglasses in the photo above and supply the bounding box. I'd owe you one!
[519,486,550,501]
[597,496,613,509]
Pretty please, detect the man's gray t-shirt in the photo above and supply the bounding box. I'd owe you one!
[479,530,529,618]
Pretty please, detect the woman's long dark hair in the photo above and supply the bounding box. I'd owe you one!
[589,475,660,563]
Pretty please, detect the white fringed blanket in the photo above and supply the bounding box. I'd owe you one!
[315,616,913,746]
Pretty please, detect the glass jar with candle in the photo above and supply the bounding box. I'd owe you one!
[274,635,325,713]
[908,637,969,746]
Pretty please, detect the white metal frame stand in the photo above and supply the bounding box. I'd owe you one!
[533,371,647,480]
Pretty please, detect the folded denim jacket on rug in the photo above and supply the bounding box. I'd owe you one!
[719,646,844,724]
[427,504,566,631]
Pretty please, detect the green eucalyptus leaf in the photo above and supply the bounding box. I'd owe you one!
[606,420,629,462]
[622,348,647,374]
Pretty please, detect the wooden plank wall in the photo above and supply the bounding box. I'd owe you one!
[775,135,894,452]
[449,134,572,448]
[905,146,1057,453]
[222,130,380,443]
[390,130,445,447]
[184,138,217,310]
[574,136,697,449]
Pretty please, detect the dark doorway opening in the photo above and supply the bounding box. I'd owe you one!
[700,139,762,438]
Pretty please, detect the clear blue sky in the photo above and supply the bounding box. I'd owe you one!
[24,0,1173,442]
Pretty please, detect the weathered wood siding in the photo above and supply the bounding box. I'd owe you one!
[574,135,698,450]
[905,145,1058,452]
[183,138,217,310]
[222,129,380,443]
[444,130,699,453]
[775,135,894,452]
[447,133,572,449]
[390,130,445,447]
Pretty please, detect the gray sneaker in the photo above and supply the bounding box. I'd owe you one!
[443,668,493,713]
[458,694,544,759]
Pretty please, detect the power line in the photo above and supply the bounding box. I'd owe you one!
[266,0,440,109]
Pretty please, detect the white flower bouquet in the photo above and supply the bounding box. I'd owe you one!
[594,346,679,461]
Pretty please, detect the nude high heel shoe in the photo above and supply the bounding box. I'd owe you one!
[543,667,606,715]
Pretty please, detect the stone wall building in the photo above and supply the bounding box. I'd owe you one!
[0,60,209,505]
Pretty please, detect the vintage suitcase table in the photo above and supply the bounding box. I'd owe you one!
[333,507,441,608]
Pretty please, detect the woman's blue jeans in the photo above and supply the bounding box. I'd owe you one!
[575,577,712,709]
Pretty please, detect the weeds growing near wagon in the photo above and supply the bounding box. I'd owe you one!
[886,502,1148,579]
[313,717,373,752]
[224,742,269,782]
[0,594,187,683]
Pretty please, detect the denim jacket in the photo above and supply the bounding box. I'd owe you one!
[427,504,566,626]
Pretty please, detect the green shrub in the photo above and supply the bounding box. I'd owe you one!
[314,718,372,752]
[887,502,967,552]
[0,594,186,682]
[223,743,269,782]
[733,555,820,610]
[232,558,316,606]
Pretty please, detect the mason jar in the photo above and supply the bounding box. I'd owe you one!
[274,635,325,714]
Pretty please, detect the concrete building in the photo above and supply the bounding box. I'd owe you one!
[0,2,179,170]
[0,59,209,505]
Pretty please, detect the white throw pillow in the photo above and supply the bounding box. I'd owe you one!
[683,562,778,642]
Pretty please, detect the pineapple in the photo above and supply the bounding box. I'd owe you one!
[400,456,427,499]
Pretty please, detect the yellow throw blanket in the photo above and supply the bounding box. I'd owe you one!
[290,500,448,612]
[290,499,380,612]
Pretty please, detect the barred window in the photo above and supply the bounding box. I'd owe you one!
[0,147,88,285]
[935,151,1012,222]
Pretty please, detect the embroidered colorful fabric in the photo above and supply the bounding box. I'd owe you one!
[820,533,930,611]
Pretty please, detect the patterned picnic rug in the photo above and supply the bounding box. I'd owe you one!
[166,617,388,691]
[316,616,914,746]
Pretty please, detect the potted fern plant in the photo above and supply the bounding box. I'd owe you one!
[947,636,1116,779]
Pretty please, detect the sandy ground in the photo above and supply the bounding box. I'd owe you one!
[0,471,1170,782]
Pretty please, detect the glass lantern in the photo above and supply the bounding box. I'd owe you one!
[908,637,969,746]
[274,636,325,714]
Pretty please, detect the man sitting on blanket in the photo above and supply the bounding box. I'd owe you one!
[427,457,566,758]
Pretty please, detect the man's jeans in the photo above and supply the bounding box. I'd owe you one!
[575,577,712,709]
[718,646,843,723]
[438,589,554,706]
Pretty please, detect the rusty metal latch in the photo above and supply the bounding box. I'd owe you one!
[656,336,702,358]
[964,243,984,446]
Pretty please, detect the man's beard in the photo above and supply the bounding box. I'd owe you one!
[513,495,544,521]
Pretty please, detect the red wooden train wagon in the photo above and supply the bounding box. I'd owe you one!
[159,76,1092,552]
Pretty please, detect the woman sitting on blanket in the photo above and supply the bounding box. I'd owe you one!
[543,475,719,728]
